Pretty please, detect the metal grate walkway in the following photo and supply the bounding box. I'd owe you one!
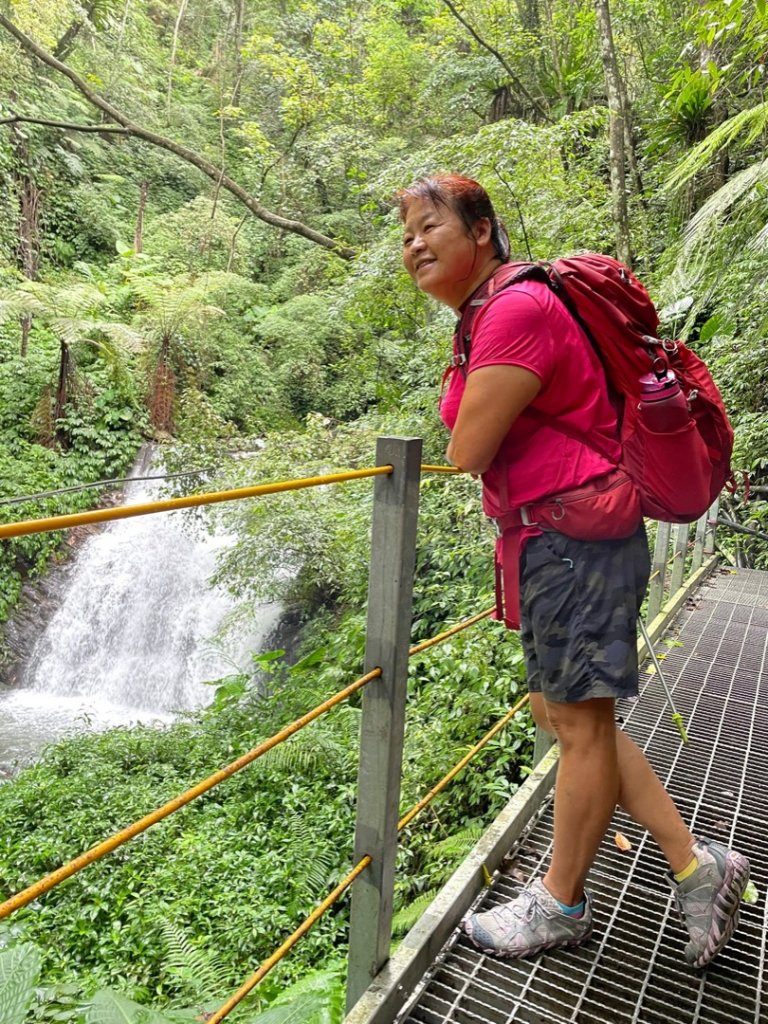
[397,567,768,1024]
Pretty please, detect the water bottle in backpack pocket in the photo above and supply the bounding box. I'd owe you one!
[637,370,690,433]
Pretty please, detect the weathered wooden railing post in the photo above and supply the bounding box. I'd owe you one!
[704,497,720,557]
[691,509,708,572]
[647,520,672,622]
[669,521,690,596]
[346,436,422,1014]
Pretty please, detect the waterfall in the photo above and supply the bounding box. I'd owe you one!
[0,448,280,772]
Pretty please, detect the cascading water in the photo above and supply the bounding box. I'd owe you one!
[0,447,280,773]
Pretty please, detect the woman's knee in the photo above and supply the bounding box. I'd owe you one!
[529,692,555,735]
[545,696,616,749]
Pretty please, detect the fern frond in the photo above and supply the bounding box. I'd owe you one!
[681,159,768,253]
[86,989,170,1024]
[157,920,231,1002]
[664,101,768,193]
[282,811,339,894]
[244,969,344,1024]
[262,728,354,775]
[432,825,484,859]
[391,890,439,936]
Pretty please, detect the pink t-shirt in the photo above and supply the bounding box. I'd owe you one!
[440,278,620,518]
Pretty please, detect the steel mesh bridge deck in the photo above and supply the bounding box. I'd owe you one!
[397,567,768,1024]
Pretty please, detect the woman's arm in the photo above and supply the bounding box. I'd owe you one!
[446,364,541,475]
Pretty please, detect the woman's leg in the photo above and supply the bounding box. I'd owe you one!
[539,696,620,905]
[531,692,694,875]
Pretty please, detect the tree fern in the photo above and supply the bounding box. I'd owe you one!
[664,101,768,193]
[680,160,768,254]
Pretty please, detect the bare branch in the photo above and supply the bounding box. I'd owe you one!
[0,114,130,133]
[439,0,553,124]
[0,14,357,260]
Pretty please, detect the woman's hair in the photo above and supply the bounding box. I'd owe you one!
[398,174,510,262]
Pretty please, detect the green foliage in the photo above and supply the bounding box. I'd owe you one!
[0,942,41,1024]
[1,0,767,1015]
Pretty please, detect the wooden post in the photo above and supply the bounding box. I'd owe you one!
[646,521,671,622]
[669,522,690,595]
[346,437,422,1014]
[691,510,708,572]
[533,727,554,765]
[704,497,720,556]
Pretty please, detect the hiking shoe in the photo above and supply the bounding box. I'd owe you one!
[463,878,593,959]
[669,837,750,968]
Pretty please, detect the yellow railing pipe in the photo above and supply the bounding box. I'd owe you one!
[0,668,381,920]
[207,855,372,1024]
[0,467,393,540]
[398,692,531,831]
[409,608,494,656]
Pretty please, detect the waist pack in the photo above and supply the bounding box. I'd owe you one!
[491,469,642,630]
[455,254,735,524]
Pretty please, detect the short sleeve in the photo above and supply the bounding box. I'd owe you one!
[468,288,555,387]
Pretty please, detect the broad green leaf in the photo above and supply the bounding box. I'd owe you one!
[0,943,41,1024]
[86,990,172,1024]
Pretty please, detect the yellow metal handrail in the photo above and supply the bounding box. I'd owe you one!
[398,692,531,832]
[207,856,372,1024]
[0,668,381,920]
[0,467,393,540]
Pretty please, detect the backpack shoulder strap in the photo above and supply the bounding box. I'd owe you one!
[454,262,549,376]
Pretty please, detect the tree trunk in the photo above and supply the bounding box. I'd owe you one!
[515,0,540,33]
[166,0,189,120]
[594,0,632,267]
[0,14,356,260]
[11,127,40,358]
[231,0,246,106]
[134,180,148,253]
[698,21,729,194]
[54,340,71,441]
[541,0,566,109]
[440,0,553,123]
[54,0,99,59]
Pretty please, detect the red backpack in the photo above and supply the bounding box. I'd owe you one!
[455,254,734,523]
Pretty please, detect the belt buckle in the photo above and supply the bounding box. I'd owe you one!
[519,505,537,527]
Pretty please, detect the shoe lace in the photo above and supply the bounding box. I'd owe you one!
[521,888,540,922]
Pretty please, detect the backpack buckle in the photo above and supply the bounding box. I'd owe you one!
[450,353,467,368]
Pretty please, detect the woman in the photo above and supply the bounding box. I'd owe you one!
[400,173,748,965]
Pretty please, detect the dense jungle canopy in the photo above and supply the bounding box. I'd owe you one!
[0,0,767,1021]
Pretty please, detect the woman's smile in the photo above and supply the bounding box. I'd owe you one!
[401,196,498,310]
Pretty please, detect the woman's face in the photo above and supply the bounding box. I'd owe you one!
[402,196,488,308]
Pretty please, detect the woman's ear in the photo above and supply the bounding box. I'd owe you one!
[472,217,493,246]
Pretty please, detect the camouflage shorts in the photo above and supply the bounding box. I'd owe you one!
[519,524,650,704]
